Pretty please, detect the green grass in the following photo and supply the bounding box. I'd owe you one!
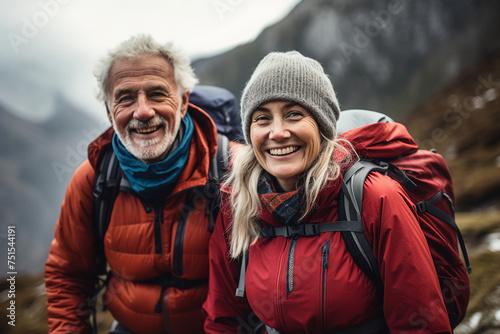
[456,211,500,243]
[454,210,500,333]
[466,251,500,315]
[0,274,113,334]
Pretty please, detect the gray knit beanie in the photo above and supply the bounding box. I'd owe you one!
[241,51,340,144]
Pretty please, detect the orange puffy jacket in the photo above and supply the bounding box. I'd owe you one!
[45,104,217,334]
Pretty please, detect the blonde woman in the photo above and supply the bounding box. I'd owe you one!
[203,51,452,334]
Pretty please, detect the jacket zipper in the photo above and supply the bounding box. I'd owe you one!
[153,207,163,254]
[275,239,289,331]
[321,240,330,329]
[287,235,299,295]
[125,182,163,256]
[121,183,163,254]
[173,195,192,276]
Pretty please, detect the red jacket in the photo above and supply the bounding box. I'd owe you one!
[45,104,217,334]
[203,130,452,333]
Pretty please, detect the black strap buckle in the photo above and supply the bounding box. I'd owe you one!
[289,224,320,237]
[416,201,427,213]
[261,224,322,238]
[260,227,275,238]
[289,225,306,237]
[305,224,320,236]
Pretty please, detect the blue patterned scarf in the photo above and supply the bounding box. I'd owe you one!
[112,113,194,205]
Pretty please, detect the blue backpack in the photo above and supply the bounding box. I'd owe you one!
[189,85,244,143]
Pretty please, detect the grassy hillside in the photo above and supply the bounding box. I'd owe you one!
[404,53,500,332]
[0,274,114,334]
[454,212,500,334]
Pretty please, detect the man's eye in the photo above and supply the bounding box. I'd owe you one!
[118,96,132,103]
[151,92,166,98]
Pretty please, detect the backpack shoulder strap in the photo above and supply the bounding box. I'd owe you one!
[417,190,472,274]
[235,249,248,297]
[212,133,230,181]
[206,133,231,233]
[339,160,386,293]
[90,146,122,334]
[92,146,122,275]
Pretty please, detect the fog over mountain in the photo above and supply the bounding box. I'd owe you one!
[0,97,105,273]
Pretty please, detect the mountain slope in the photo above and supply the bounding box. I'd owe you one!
[0,99,104,273]
[192,0,500,210]
[193,0,500,120]
[405,53,500,210]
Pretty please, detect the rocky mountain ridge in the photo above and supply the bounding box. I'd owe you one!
[193,0,500,120]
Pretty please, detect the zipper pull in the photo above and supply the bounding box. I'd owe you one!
[322,242,329,269]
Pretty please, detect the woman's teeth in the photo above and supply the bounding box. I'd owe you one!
[269,146,299,156]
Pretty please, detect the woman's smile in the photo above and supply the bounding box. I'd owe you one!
[250,100,321,191]
[268,146,301,156]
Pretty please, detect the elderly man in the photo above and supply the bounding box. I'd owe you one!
[45,34,220,334]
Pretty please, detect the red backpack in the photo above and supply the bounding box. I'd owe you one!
[235,110,471,333]
[338,109,471,328]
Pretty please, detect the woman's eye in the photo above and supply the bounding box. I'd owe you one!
[287,111,304,119]
[254,115,270,123]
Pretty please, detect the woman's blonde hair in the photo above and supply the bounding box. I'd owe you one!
[226,134,355,259]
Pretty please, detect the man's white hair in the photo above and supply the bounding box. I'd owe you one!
[94,34,198,107]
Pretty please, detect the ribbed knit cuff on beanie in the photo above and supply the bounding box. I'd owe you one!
[240,51,340,144]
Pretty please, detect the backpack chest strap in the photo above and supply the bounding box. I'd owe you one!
[260,221,363,239]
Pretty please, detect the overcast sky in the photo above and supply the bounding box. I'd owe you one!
[0,0,301,122]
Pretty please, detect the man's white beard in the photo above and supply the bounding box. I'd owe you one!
[113,111,182,163]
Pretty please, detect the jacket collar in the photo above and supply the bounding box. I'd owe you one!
[87,103,218,194]
[258,174,343,228]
